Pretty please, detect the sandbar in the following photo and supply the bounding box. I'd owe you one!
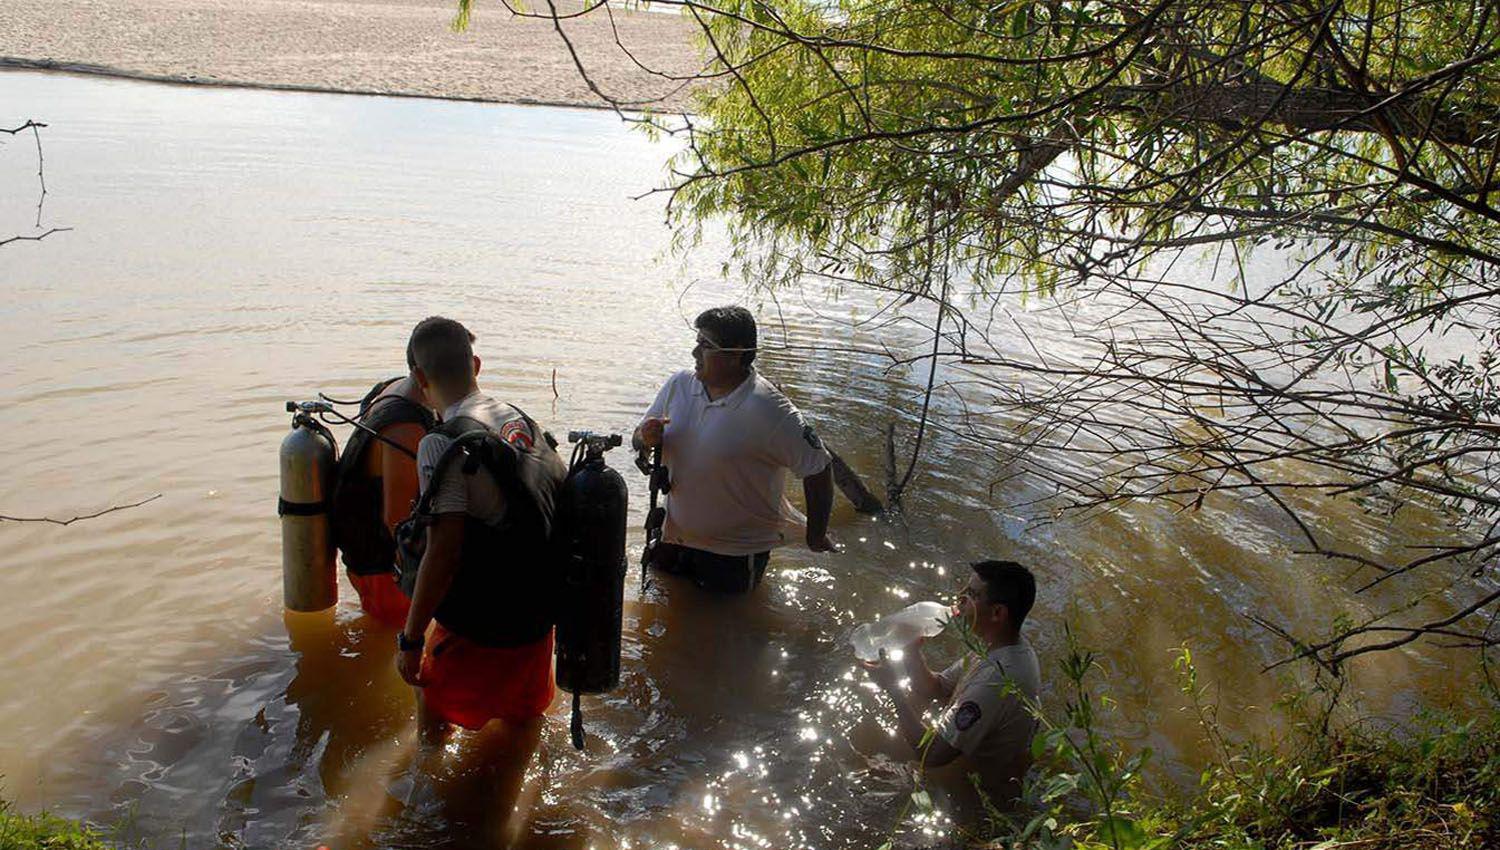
[1,0,706,111]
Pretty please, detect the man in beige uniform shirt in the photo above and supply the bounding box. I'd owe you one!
[868,560,1041,807]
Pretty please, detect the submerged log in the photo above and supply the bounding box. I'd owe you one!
[883,422,904,510]
[829,449,885,514]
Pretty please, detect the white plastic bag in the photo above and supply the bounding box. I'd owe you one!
[849,601,950,662]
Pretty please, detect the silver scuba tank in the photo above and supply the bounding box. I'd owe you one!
[279,401,339,612]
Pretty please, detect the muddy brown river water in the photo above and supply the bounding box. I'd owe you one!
[0,70,1488,849]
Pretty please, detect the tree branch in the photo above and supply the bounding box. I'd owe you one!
[0,494,163,527]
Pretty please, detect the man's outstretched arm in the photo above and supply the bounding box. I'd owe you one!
[803,465,838,552]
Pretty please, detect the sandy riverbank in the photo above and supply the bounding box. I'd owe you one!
[1,0,705,110]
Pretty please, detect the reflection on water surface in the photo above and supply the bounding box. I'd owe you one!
[0,70,1483,848]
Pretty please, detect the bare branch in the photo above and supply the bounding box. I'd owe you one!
[0,227,71,248]
[0,494,164,527]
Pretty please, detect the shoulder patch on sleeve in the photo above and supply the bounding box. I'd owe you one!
[954,700,982,732]
[802,424,824,451]
[499,418,534,450]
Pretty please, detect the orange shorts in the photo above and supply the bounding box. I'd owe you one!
[348,571,411,630]
[419,624,556,730]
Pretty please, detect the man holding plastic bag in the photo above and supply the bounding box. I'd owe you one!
[865,560,1041,807]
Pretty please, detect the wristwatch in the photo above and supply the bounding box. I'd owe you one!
[397,631,425,652]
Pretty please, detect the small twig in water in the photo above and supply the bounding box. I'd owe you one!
[0,494,163,526]
[3,120,66,243]
[31,122,46,227]
[1,120,45,135]
[0,227,72,248]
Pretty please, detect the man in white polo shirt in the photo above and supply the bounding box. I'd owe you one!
[633,306,838,593]
[867,560,1041,809]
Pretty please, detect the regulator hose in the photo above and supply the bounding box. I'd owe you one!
[314,404,420,460]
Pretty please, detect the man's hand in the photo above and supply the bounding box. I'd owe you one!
[865,644,959,761]
[864,649,903,692]
[807,530,842,553]
[397,645,425,687]
[899,636,927,657]
[636,416,670,449]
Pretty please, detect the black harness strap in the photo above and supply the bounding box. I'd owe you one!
[394,405,565,648]
[278,497,330,517]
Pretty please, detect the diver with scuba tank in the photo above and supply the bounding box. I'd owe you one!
[329,368,435,628]
[633,306,840,595]
[393,317,567,740]
[278,354,437,623]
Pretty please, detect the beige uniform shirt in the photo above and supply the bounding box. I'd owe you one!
[934,639,1042,801]
[415,391,519,523]
[640,369,831,556]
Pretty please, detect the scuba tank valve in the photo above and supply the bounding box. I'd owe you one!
[279,400,339,612]
[555,430,629,750]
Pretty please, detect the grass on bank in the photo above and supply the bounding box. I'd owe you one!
[0,801,112,850]
[930,631,1500,850]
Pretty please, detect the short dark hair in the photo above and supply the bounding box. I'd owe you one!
[972,560,1035,629]
[694,306,758,367]
[407,316,476,385]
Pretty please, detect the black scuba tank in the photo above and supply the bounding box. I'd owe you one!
[554,431,629,750]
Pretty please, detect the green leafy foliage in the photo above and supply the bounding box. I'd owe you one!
[625,0,1500,669]
[0,802,112,850]
[669,0,1500,300]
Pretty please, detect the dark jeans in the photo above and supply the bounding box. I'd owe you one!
[651,543,770,594]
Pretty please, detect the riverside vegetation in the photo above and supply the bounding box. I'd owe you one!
[494,0,1500,666]
[952,635,1499,850]
[0,802,112,850]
